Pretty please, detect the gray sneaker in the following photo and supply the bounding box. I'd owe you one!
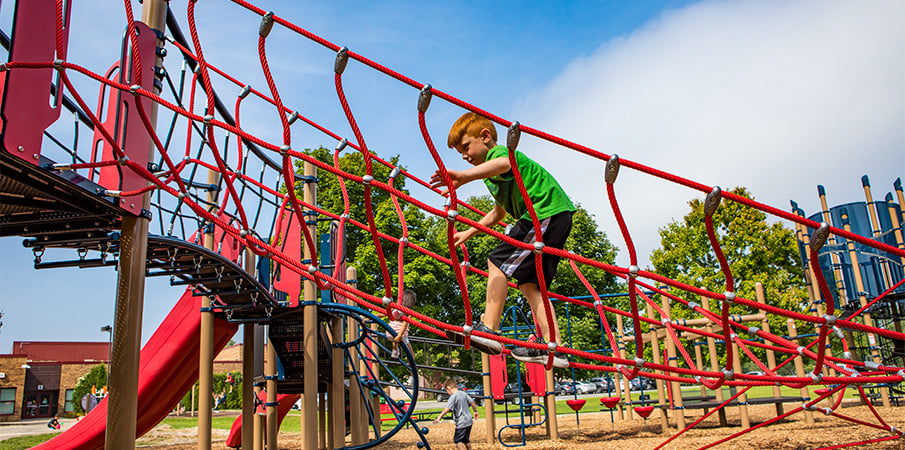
[511,339,569,368]
[449,322,503,355]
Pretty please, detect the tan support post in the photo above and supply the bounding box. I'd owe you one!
[703,297,727,427]
[840,210,890,407]
[818,190,848,306]
[647,303,669,432]
[862,178,897,292]
[546,368,558,439]
[481,352,496,444]
[197,169,219,450]
[730,339,749,429]
[886,198,905,266]
[755,283,783,415]
[319,392,327,449]
[787,319,814,426]
[302,160,319,449]
[253,325,264,450]
[265,336,278,449]
[331,314,344,449]
[616,314,633,420]
[661,296,685,430]
[693,337,706,399]
[104,0,166,447]
[345,267,367,445]
[242,248,256,450]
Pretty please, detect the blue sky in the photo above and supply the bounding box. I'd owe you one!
[0,0,902,352]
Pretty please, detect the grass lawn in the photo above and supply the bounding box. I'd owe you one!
[0,433,56,450]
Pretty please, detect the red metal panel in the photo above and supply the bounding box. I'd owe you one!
[525,361,546,396]
[0,0,72,164]
[93,22,157,215]
[489,353,508,400]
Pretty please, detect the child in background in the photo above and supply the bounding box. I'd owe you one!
[433,378,479,450]
[386,289,416,358]
[47,414,61,430]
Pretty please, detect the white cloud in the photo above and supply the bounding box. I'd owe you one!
[513,0,904,269]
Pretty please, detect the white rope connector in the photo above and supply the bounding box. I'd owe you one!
[340,213,350,219]
[52,163,72,171]
[335,138,348,152]
[864,361,880,370]
[203,114,214,123]
[823,314,837,326]
[721,368,734,380]
[104,190,122,197]
[547,341,557,352]
[808,372,822,383]
[801,402,813,411]
[747,327,760,337]
[662,318,671,326]
[634,357,645,368]
[239,85,251,99]
[388,166,401,180]
[239,229,249,237]
[460,261,470,268]
[628,265,639,278]
[796,346,806,355]
[724,291,736,303]
[446,210,458,221]
[729,333,739,340]
[462,325,473,335]
[821,407,832,416]
[177,192,186,199]
[897,370,904,380]
[593,300,602,308]
[688,301,699,310]
[843,351,852,360]
[382,296,392,307]
[53,59,64,70]
[280,144,291,156]
[533,241,545,253]
[287,110,299,125]
[398,237,408,245]
[307,265,318,274]
[694,376,702,383]
[362,175,373,185]
[129,84,141,95]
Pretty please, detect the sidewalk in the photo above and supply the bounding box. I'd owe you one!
[0,417,75,441]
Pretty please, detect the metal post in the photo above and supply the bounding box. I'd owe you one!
[104,0,165,446]
[242,248,256,450]
[661,296,684,430]
[265,335,278,449]
[302,160,318,450]
[787,320,814,426]
[616,314,633,420]
[647,303,669,432]
[345,267,367,445]
[703,297,728,427]
[756,283,783,415]
[197,169,219,450]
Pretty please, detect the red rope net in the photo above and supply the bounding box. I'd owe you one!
[3,0,903,447]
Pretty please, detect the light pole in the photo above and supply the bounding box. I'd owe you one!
[100,325,112,392]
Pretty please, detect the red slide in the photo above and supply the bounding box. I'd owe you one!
[33,288,239,450]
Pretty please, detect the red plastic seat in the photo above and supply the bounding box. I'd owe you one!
[600,396,620,409]
[566,399,586,411]
[634,405,654,418]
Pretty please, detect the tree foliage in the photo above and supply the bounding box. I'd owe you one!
[71,364,107,416]
[649,187,808,369]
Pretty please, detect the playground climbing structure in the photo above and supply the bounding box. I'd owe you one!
[0,0,903,448]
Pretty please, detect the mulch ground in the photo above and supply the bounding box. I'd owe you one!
[137,401,904,449]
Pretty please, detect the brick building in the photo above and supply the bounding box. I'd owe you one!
[0,341,245,422]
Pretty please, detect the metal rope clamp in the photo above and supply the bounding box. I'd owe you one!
[605,154,620,184]
[704,186,722,217]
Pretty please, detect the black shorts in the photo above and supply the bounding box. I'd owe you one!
[488,210,572,287]
[453,425,472,444]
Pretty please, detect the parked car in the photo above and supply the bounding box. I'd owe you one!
[575,381,597,395]
[558,381,575,395]
[629,376,655,391]
[589,376,615,393]
[496,382,536,405]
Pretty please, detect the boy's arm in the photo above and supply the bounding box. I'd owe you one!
[453,204,505,246]
[430,157,510,194]
[470,400,480,419]
[432,407,452,423]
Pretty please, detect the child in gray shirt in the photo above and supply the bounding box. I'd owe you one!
[433,378,479,449]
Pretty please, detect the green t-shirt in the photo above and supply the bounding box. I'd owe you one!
[483,145,575,220]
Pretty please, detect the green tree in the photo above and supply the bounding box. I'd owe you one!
[71,364,107,416]
[650,186,808,369]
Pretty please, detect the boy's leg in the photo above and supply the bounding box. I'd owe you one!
[482,262,509,330]
[519,282,561,344]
